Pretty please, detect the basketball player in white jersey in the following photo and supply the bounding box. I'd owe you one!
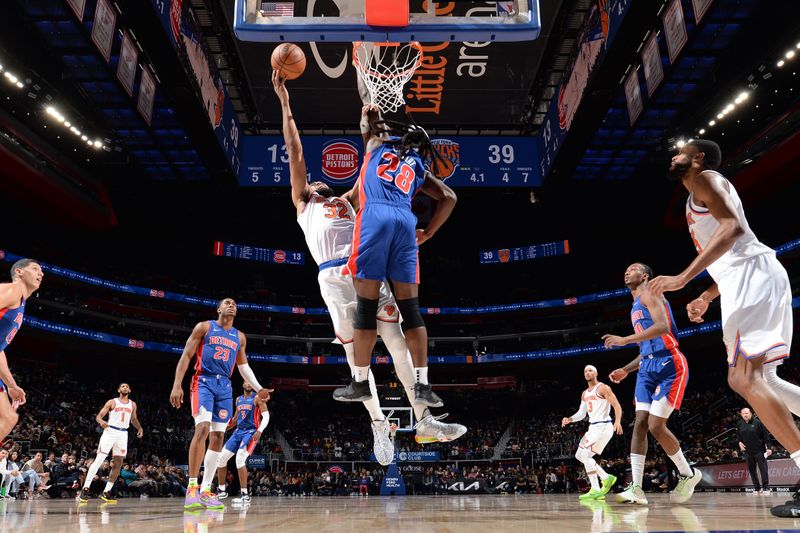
[78,383,143,503]
[649,139,800,517]
[562,365,622,500]
[272,72,465,464]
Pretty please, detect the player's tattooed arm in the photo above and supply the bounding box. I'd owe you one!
[95,399,114,429]
[170,321,209,409]
[131,401,144,438]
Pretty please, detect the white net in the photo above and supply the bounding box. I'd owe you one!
[353,42,423,113]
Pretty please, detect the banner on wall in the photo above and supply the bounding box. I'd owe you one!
[691,0,714,24]
[662,0,688,65]
[91,0,117,63]
[479,240,569,264]
[623,67,644,125]
[137,67,156,126]
[641,32,664,97]
[697,458,800,488]
[212,241,305,266]
[65,0,87,22]
[116,31,139,97]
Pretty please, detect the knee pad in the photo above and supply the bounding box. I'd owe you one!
[217,449,235,468]
[575,447,589,463]
[354,296,379,330]
[397,297,425,331]
[235,449,249,469]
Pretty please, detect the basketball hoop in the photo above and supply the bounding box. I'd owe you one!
[353,41,423,113]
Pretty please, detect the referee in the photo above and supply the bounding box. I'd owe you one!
[736,407,773,494]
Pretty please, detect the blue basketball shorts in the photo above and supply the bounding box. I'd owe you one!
[224,428,257,455]
[346,202,419,284]
[634,349,689,414]
[191,374,233,424]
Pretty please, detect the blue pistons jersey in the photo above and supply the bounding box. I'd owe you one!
[195,320,240,377]
[630,296,679,356]
[0,298,25,352]
[361,143,426,208]
[234,393,260,431]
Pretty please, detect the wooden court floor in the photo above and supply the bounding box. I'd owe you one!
[1,492,799,532]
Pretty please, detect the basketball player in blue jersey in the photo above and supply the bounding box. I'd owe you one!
[603,263,700,505]
[216,382,271,504]
[170,298,269,511]
[0,258,42,443]
[334,104,457,407]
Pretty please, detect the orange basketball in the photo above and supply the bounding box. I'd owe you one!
[271,43,306,80]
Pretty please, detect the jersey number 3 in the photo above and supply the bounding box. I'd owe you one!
[377,153,414,194]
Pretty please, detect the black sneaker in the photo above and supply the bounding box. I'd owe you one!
[100,491,117,503]
[333,380,372,402]
[413,383,444,408]
[771,499,800,517]
[78,488,90,504]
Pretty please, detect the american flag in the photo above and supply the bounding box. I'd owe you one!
[259,2,294,16]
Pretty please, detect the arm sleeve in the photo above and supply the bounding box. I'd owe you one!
[570,401,588,423]
[257,411,271,432]
[236,364,263,392]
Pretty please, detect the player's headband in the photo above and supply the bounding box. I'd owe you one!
[584,365,598,373]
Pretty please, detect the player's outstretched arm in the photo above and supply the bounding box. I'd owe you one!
[170,321,209,409]
[650,173,745,295]
[562,401,588,427]
[609,355,642,383]
[235,333,268,397]
[416,172,457,246]
[0,351,24,405]
[341,178,361,211]
[687,282,719,323]
[95,399,114,429]
[253,396,272,442]
[600,384,624,435]
[604,285,669,348]
[131,401,144,438]
[273,70,310,211]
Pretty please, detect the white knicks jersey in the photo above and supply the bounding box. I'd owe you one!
[297,193,356,266]
[583,383,611,423]
[686,172,773,282]
[107,398,133,429]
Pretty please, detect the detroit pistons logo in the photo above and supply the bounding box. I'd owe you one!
[557,85,568,131]
[321,139,359,182]
[654,385,661,396]
[218,409,229,419]
[273,250,286,263]
[429,139,460,180]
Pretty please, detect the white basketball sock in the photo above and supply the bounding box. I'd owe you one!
[668,449,693,477]
[218,484,226,492]
[764,364,800,416]
[594,462,609,481]
[415,367,428,385]
[588,472,600,491]
[354,365,370,382]
[201,450,220,491]
[104,481,114,493]
[631,453,645,487]
[344,343,384,421]
[377,321,428,420]
[82,452,108,490]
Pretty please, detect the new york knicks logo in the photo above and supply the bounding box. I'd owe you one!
[499,249,511,263]
[429,139,460,180]
[321,139,359,181]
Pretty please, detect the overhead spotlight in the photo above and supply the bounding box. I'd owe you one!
[787,50,796,59]
[709,120,716,126]
[717,113,724,119]
[797,42,800,49]
[0,64,3,71]
[778,60,785,67]
[81,135,88,141]
[15,81,23,88]
[724,104,734,112]
[698,128,705,135]
[676,139,686,148]
[734,91,749,104]
[4,72,18,83]
[93,139,103,148]
[64,121,71,127]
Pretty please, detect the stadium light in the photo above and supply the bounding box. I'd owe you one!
[708,120,716,126]
[778,59,785,67]
[698,128,705,135]
[787,50,796,59]
[676,139,686,148]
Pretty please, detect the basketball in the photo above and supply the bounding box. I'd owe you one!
[271,43,306,80]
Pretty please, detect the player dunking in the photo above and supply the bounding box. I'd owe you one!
[79,383,143,504]
[648,139,800,517]
[0,259,42,443]
[604,262,699,504]
[272,72,465,458]
[216,382,271,504]
[332,98,457,409]
[170,298,269,511]
[562,365,622,500]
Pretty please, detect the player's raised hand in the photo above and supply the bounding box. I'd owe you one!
[272,70,289,104]
[686,297,709,323]
[169,386,184,409]
[609,368,628,384]
[561,417,571,427]
[257,388,274,402]
[602,334,626,349]
[361,103,380,116]
[648,274,686,296]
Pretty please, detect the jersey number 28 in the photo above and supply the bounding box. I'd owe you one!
[377,152,415,194]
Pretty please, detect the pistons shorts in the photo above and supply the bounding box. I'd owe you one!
[346,202,419,284]
[224,428,258,455]
[191,375,233,423]
[634,349,689,415]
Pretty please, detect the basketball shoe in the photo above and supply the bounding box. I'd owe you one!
[217,488,229,499]
[600,474,618,495]
[184,484,203,511]
[100,491,117,504]
[333,380,372,402]
[371,418,394,466]
[670,468,702,503]
[413,383,443,408]
[579,488,605,501]
[200,489,225,510]
[232,493,251,505]
[78,488,90,504]
[615,483,648,505]
[414,414,467,443]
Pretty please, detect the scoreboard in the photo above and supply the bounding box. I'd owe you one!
[238,135,541,188]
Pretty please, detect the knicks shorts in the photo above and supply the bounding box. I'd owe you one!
[98,427,129,457]
[318,267,399,343]
[634,350,689,418]
[579,422,614,455]
[718,253,793,367]
[346,202,419,284]
[191,375,233,425]
[224,428,258,455]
